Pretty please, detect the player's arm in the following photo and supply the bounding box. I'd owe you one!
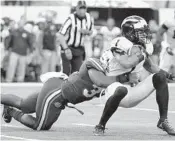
[143,55,174,80]
[116,46,144,69]
[88,68,118,88]
[86,58,105,72]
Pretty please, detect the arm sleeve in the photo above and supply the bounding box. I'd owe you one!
[85,58,105,72]
[88,68,117,88]
[59,17,72,35]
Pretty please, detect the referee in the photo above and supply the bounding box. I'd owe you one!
[57,0,94,75]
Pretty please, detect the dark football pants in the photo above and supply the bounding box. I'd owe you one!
[61,53,83,76]
[34,77,66,130]
[20,92,38,113]
[18,78,66,130]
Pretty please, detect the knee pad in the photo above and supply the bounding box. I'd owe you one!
[113,86,128,98]
[152,72,167,88]
[105,82,127,100]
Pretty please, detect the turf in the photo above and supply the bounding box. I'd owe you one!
[1,83,175,140]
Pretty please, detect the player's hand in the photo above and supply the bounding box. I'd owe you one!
[167,73,175,81]
[128,72,139,87]
[64,48,72,60]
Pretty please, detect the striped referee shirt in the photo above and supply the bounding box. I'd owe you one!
[59,12,93,47]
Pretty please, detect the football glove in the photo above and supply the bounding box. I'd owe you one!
[159,69,175,81]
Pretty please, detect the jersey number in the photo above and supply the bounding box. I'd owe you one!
[83,86,102,98]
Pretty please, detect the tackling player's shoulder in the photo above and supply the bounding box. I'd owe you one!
[110,37,134,55]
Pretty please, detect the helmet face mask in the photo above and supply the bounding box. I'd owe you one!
[121,15,152,44]
[135,25,152,44]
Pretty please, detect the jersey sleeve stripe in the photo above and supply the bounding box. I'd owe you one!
[89,58,104,72]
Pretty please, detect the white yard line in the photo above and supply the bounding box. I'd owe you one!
[72,123,94,127]
[96,105,175,114]
[1,134,41,141]
[1,124,24,128]
[130,107,175,114]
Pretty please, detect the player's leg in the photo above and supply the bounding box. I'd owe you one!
[2,92,38,123]
[159,50,173,72]
[34,77,67,130]
[1,94,23,110]
[108,73,175,135]
[1,92,38,113]
[153,73,175,135]
[34,89,66,130]
[3,106,37,129]
[94,84,128,135]
[119,74,155,108]
[3,78,67,130]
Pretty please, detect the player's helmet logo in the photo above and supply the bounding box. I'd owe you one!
[121,15,152,44]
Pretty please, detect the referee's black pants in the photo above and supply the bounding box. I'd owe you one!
[61,46,85,76]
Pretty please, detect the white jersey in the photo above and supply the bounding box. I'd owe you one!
[100,37,134,76]
[100,36,154,76]
[163,19,175,49]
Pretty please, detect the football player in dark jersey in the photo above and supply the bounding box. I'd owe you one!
[1,57,131,130]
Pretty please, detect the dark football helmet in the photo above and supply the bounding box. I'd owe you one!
[121,15,152,44]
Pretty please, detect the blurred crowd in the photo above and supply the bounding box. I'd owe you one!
[0,14,161,82]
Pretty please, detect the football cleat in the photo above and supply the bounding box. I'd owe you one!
[157,119,175,136]
[2,105,12,123]
[93,124,106,136]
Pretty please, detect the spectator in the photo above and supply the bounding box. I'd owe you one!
[41,21,57,74]
[57,0,94,75]
[28,18,46,81]
[92,32,103,58]
[1,19,16,81]
[5,19,34,82]
[100,18,121,51]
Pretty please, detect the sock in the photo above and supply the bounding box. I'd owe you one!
[99,86,127,127]
[153,73,169,121]
[8,108,36,129]
[8,108,24,122]
[1,94,22,110]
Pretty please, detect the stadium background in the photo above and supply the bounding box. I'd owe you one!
[1,0,175,82]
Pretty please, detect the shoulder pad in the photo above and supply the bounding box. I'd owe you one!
[110,37,134,55]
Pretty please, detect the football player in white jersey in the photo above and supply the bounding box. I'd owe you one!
[156,12,175,77]
[92,15,175,136]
